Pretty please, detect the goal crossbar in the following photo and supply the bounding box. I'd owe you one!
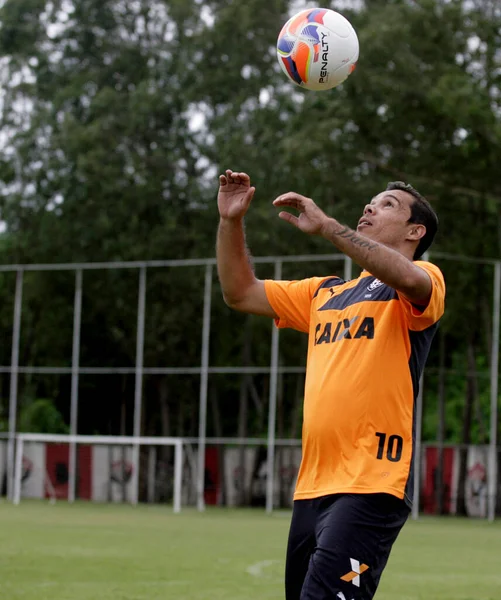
[13,433,183,512]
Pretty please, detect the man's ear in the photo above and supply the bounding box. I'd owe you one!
[407,224,426,242]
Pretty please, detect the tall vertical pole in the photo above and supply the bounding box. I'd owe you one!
[411,252,431,520]
[131,266,146,506]
[7,270,23,501]
[68,269,83,503]
[436,330,446,515]
[266,260,282,514]
[197,264,213,512]
[147,446,157,504]
[174,440,183,514]
[343,256,352,281]
[488,262,500,522]
[13,436,24,506]
[412,374,424,520]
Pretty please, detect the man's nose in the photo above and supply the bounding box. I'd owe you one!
[364,204,374,215]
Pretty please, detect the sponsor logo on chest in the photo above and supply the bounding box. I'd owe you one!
[314,316,374,345]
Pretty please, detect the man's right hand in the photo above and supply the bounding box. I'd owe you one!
[216,170,277,319]
[217,170,256,220]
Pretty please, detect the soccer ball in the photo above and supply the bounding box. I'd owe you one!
[276,8,359,91]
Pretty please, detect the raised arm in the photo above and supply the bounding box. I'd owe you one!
[273,192,431,305]
[216,171,278,318]
[320,219,431,303]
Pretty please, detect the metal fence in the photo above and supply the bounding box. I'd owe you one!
[0,252,499,519]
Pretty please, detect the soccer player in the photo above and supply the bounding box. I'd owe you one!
[216,170,445,600]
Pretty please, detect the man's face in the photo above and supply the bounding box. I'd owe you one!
[356,189,415,247]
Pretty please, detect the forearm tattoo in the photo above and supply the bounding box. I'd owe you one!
[332,226,378,250]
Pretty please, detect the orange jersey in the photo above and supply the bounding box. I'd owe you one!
[264,261,445,505]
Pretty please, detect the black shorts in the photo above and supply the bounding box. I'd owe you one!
[285,493,410,600]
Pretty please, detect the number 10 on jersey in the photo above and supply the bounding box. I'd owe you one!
[375,432,403,463]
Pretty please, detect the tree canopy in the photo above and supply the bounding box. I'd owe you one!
[0,0,499,457]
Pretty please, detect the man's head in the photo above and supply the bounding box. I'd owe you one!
[357,181,438,260]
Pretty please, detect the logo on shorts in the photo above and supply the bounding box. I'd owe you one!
[340,558,369,587]
[337,593,354,600]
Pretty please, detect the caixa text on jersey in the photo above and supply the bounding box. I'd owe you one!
[314,316,374,345]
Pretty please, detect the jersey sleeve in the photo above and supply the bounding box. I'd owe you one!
[399,261,445,331]
[264,277,330,333]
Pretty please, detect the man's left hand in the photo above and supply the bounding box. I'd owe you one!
[273,192,329,236]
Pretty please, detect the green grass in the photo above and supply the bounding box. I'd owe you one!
[0,502,500,599]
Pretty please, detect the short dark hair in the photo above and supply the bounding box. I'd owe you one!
[386,181,438,260]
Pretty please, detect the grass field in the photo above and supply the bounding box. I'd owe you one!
[0,502,500,600]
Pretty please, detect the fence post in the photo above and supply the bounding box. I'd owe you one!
[132,266,147,505]
[7,270,23,502]
[488,261,500,522]
[412,374,424,520]
[196,264,213,512]
[266,260,282,514]
[174,440,183,514]
[13,435,24,505]
[68,269,83,503]
[343,256,352,281]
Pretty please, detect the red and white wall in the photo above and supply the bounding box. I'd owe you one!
[0,441,495,515]
[422,444,490,518]
[0,442,134,501]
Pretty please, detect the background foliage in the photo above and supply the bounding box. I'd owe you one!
[0,0,500,508]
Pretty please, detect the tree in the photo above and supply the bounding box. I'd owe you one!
[18,398,68,433]
[0,1,499,500]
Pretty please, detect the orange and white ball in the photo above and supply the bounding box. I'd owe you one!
[277,8,359,91]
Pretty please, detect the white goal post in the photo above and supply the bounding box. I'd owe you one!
[12,434,183,513]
